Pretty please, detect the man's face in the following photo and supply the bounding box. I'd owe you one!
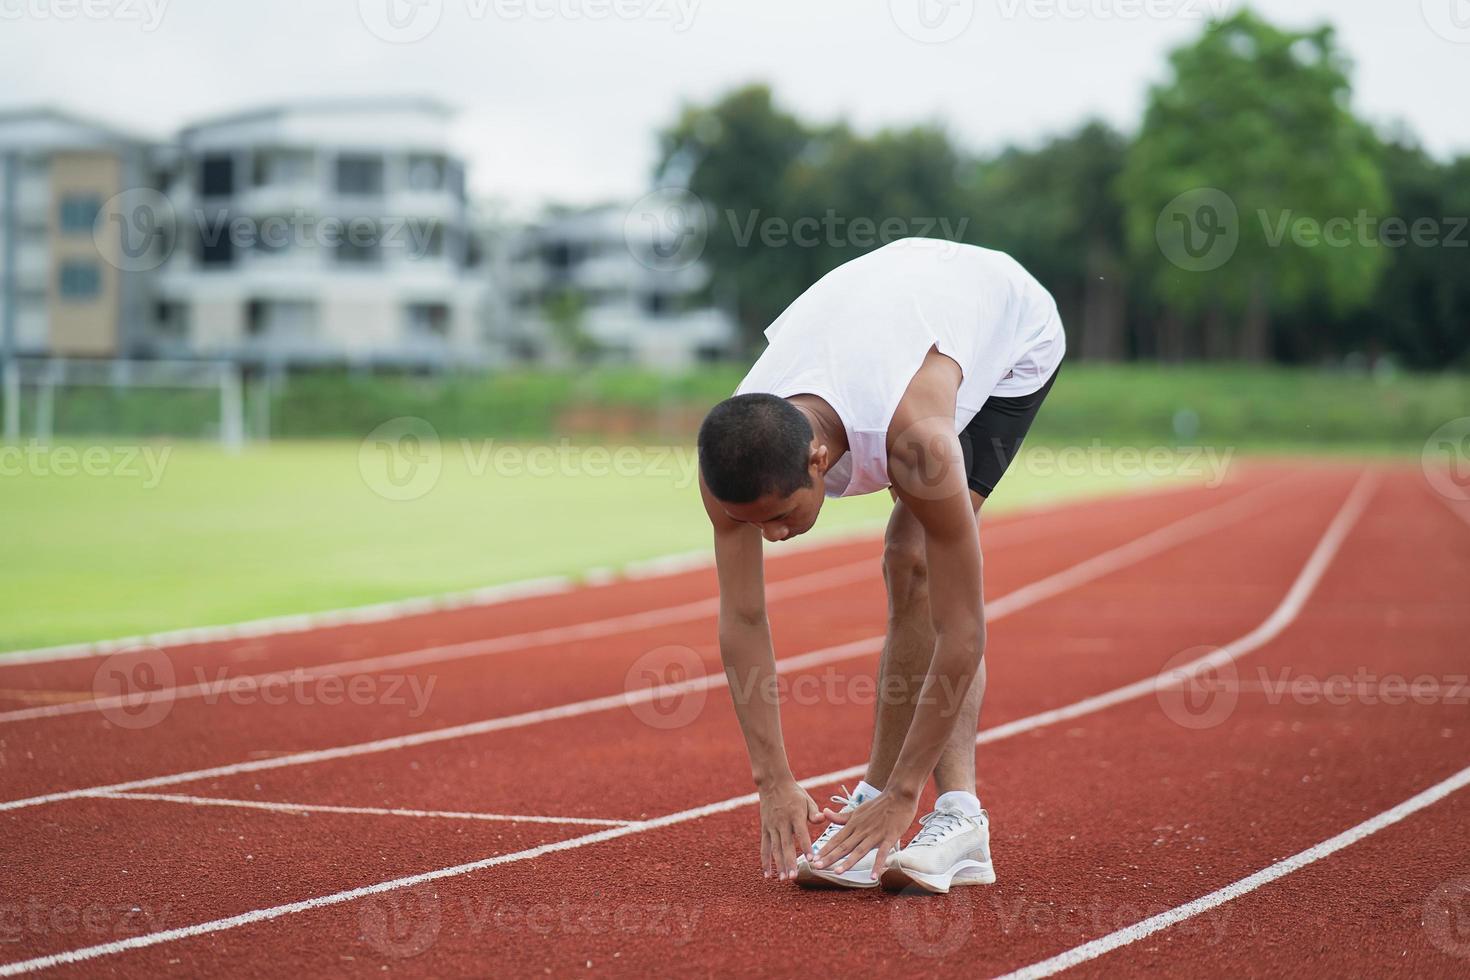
[720,480,826,543]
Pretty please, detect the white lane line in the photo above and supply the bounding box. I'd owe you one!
[0,474,1296,814]
[0,472,1366,978]
[0,558,875,725]
[995,761,1470,980]
[0,476,1283,727]
[0,475,1216,667]
[86,792,634,827]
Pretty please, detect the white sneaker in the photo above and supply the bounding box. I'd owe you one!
[795,786,889,889]
[881,806,995,894]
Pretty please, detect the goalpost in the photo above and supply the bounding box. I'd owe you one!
[1,357,246,451]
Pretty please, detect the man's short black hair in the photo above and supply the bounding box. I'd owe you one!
[698,393,814,504]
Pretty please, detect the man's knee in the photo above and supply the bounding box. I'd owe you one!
[882,539,928,612]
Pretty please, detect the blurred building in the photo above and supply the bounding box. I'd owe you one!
[148,97,488,368]
[501,203,736,368]
[3,100,735,372]
[0,108,156,360]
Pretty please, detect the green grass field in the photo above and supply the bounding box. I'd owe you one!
[0,440,1182,652]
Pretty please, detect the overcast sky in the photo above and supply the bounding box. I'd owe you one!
[2,0,1465,207]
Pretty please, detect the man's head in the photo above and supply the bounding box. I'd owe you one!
[698,393,829,542]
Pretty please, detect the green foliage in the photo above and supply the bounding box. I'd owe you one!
[644,12,1465,370]
[1118,10,1390,358]
[656,85,974,351]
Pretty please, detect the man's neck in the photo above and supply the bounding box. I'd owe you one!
[789,394,849,463]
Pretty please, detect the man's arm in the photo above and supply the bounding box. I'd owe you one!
[700,471,820,880]
[814,415,984,877]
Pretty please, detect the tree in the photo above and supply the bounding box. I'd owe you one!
[654,85,814,350]
[968,121,1130,359]
[654,87,973,351]
[1119,9,1389,361]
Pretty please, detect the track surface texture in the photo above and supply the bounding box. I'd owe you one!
[2,461,1467,978]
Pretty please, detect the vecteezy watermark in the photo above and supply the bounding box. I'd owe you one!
[357,0,699,43]
[357,418,702,502]
[0,899,173,945]
[623,645,709,730]
[623,656,988,732]
[0,442,171,488]
[94,188,176,273]
[1422,418,1470,502]
[888,0,976,44]
[1421,0,1470,44]
[92,647,177,730]
[1157,189,1469,272]
[461,439,699,487]
[91,648,438,730]
[1156,653,1470,730]
[358,890,702,960]
[92,191,455,273]
[1020,442,1234,488]
[724,210,971,253]
[991,894,1233,945]
[359,417,443,502]
[0,0,168,30]
[359,888,442,959]
[624,187,709,273]
[1156,188,1240,272]
[1423,876,1470,958]
[1257,210,1469,250]
[889,885,975,956]
[995,0,1236,22]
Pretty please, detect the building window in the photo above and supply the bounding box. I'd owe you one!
[197,226,235,268]
[406,154,446,192]
[252,149,314,188]
[406,303,450,339]
[246,300,317,338]
[155,301,189,340]
[58,194,102,233]
[335,222,381,266]
[58,261,102,300]
[335,155,384,196]
[198,154,235,198]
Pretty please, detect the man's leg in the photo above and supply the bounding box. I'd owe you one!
[931,492,988,795]
[863,491,986,795]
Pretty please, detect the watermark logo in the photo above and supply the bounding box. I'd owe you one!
[1154,646,1238,730]
[0,0,169,30]
[625,187,708,273]
[1156,188,1239,272]
[889,0,975,43]
[1424,876,1470,958]
[889,888,973,956]
[92,646,176,730]
[359,888,442,959]
[358,0,444,42]
[359,417,443,502]
[94,188,175,272]
[1422,0,1470,43]
[623,645,707,730]
[1422,417,1470,502]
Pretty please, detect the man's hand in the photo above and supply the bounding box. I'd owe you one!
[758,780,821,881]
[812,790,918,881]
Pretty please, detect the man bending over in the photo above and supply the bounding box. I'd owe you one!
[697,237,1064,893]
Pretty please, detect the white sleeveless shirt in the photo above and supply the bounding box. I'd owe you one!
[735,238,1065,498]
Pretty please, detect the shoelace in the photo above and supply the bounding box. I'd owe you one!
[813,786,862,848]
[909,808,968,847]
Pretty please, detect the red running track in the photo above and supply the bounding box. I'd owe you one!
[1,462,1467,978]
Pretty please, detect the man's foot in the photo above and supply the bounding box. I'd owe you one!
[795,785,887,889]
[880,804,995,895]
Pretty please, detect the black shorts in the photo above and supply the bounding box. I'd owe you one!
[957,367,1059,499]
